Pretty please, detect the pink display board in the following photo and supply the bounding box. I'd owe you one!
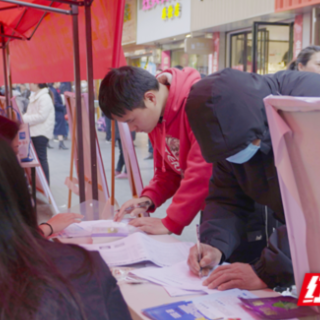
[264,95,320,303]
[64,92,109,202]
[118,122,144,199]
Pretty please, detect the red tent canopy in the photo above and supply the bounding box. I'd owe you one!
[0,0,125,85]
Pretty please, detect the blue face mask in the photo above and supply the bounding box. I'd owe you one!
[226,143,260,164]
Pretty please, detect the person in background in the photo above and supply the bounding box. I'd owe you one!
[144,139,153,160]
[288,45,320,73]
[0,137,132,320]
[20,83,31,99]
[99,66,213,235]
[0,114,83,238]
[114,121,128,179]
[49,82,68,150]
[23,83,55,184]
[105,116,112,143]
[59,81,72,140]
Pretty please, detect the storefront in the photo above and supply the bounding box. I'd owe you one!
[189,0,319,74]
[228,22,294,74]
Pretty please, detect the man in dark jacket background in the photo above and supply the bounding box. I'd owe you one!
[186,68,320,291]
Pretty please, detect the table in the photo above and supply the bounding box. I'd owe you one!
[58,232,283,320]
[20,159,40,214]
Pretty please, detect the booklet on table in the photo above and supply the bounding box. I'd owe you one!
[142,289,257,320]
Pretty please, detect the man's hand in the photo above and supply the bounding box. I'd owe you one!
[129,217,170,235]
[114,197,153,222]
[202,262,268,291]
[188,243,222,276]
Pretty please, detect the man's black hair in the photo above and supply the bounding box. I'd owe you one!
[99,66,159,119]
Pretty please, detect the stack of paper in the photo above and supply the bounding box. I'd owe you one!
[80,232,194,268]
[58,219,137,238]
[131,260,225,295]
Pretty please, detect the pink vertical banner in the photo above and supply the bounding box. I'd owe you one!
[212,32,220,72]
[294,14,303,59]
[161,50,171,71]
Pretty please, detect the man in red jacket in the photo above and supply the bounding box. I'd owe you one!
[99,66,212,235]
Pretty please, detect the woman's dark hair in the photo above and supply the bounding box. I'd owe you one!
[99,66,159,119]
[0,115,19,141]
[288,45,320,70]
[0,138,90,320]
[36,83,54,102]
[38,83,48,89]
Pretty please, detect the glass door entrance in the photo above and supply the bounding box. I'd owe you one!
[230,21,293,74]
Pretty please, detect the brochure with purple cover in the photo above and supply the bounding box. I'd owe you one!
[239,296,318,319]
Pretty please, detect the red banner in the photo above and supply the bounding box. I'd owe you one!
[0,0,126,85]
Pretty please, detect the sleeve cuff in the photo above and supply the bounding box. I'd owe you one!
[162,216,184,235]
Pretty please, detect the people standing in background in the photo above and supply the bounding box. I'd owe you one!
[288,45,320,73]
[49,82,68,150]
[23,83,55,185]
[104,114,111,143]
[59,81,72,140]
[144,139,153,160]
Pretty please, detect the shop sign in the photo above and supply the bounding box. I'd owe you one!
[142,0,182,20]
[122,0,137,45]
[142,0,168,11]
[137,0,191,44]
[161,3,181,20]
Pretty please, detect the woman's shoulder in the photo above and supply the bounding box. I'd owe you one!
[38,238,104,275]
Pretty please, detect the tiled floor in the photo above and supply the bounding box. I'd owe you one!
[44,131,199,243]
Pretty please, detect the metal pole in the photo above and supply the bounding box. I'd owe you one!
[71,5,85,202]
[110,0,126,208]
[1,25,9,109]
[0,0,72,14]
[252,22,258,74]
[84,0,98,201]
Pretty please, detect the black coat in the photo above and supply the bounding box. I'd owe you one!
[35,238,132,320]
[186,69,320,288]
[50,86,67,136]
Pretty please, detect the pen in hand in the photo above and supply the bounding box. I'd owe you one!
[196,224,203,278]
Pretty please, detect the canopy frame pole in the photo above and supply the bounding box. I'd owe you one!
[71,4,85,202]
[1,25,9,109]
[110,0,125,210]
[84,0,98,201]
[0,0,72,15]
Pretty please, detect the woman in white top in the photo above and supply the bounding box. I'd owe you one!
[23,83,55,184]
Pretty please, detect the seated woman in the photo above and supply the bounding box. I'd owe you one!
[0,137,132,319]
[0,114,82,237]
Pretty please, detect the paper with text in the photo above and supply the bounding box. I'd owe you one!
[80,232,193,267]
[131,260,228,294]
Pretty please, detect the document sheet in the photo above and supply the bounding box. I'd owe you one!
[80,232,193,267]
[131,260,228,294]
[58,219,137,238]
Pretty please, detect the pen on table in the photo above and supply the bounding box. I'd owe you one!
[196,224,203,278]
